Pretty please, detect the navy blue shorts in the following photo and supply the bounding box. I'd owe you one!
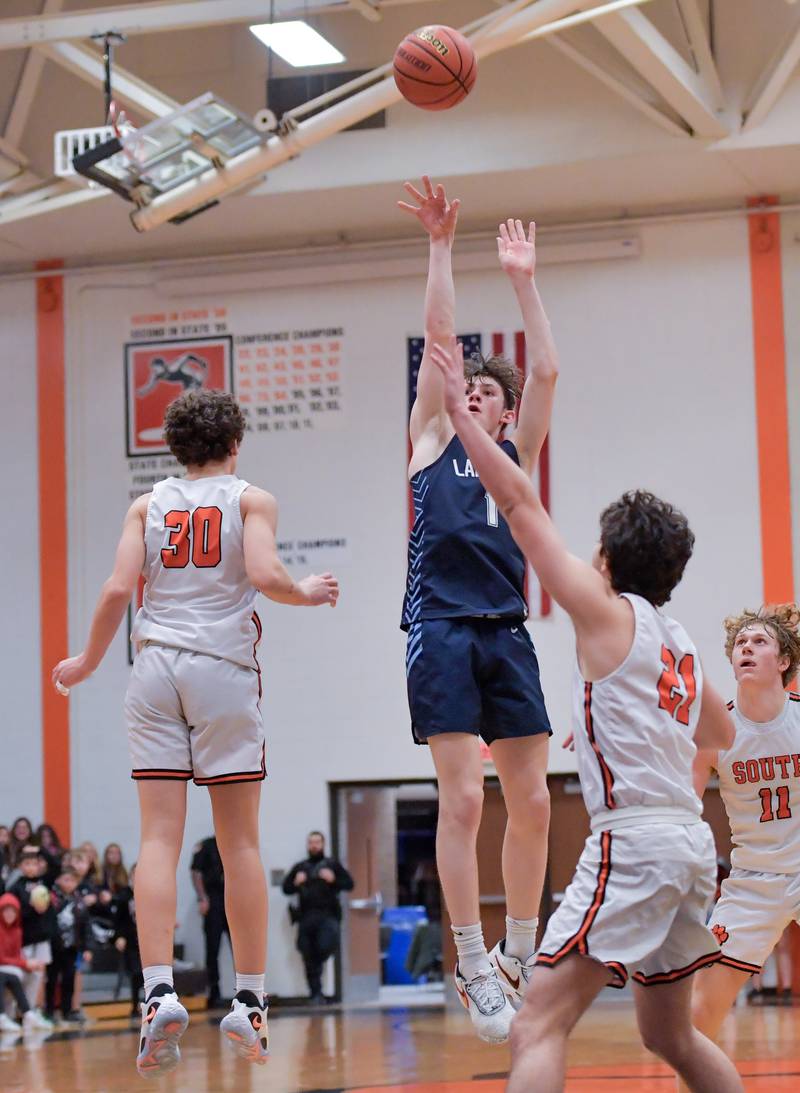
[405,617,551,746]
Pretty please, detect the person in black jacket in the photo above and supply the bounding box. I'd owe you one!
[8,847,56,1026]
[190,837,228,1008]
[282,832,354,1004]
[112,863,142,1018]
[45,870,92,1024]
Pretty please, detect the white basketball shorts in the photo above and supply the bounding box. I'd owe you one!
[536,822,720,988]
[708,868,800,975]
[125,642,265,786]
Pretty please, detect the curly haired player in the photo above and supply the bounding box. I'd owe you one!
[429,337,742,1093]
[52,389,339,1078]
[685,605,800,1088]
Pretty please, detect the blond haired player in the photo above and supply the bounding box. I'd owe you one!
[429,338,743,1093]
[686,605,800,1084]
[52,390,338,1078]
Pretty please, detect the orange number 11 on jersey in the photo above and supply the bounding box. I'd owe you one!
[657,645,697,726]
[161,507,223,569]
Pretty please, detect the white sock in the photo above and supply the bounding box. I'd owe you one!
[452,922,491,981]
[142,965,173,999]
[504,915,538,962]
[235,973,265,998]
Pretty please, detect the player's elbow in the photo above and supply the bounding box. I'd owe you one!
[529,354,559,385]
[103,578,135,604]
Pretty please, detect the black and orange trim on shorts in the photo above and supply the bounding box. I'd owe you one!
[193,744,267,787]
[132,768,193,781]
[632,950,721,986]
[536,832,627,987]
[717,954,762,976]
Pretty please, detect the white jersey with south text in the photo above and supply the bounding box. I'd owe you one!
[132,475,260,670]
[573,593,704,829]
[716,694,800,874]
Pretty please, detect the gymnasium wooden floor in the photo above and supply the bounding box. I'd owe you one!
[2,997,799,1092]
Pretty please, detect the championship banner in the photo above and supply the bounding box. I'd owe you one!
[406,332,552,620]
[125,335,233,456]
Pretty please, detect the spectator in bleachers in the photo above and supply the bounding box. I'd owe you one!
[7,848,55,1028]
[112,863,142,1018]
[0,828,10,891]
[79,842,104,887]
[0,893,45,1034]
[35,826,64,886]
[102,844,129,893]
[45,870,92,1026]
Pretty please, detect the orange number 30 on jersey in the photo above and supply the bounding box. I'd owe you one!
[657,644,697,725]
[161,507,223,569]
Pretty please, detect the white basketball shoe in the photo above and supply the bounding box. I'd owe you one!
[454,964,515,1044]
[220,991,269,1065]
[135,988,189,1078]
[488,940,536,1010]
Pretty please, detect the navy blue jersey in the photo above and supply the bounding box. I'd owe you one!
[401,435,527,629]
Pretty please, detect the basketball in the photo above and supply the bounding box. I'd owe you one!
[30,884,51,913]
[393,26,477,111]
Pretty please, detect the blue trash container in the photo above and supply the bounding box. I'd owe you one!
[381,905,428,985]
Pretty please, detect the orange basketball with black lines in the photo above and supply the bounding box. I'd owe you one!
[393,26,477,111]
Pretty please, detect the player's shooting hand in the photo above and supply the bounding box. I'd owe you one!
[563,733,575,752]
[318,867,336,884]
[397,176,460,242]
[429,339,466,418]
[497,219,536,281]
[299,573,340,608]
[52,653,92,694]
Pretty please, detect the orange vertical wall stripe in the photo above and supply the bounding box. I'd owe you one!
[747,197,795,605]
[36,260,71,844]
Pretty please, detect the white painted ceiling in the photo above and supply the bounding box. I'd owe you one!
[1,0,800,273]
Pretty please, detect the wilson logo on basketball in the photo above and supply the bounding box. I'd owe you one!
[417,30,449,57]
[711,924,729,945]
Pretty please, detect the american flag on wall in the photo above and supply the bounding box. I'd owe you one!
[407,332,552,620]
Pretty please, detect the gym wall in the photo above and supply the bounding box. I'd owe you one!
[1,210,789,994]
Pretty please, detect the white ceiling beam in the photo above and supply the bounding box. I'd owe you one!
[5,0,64,149]
[742,17,800,131]
[675,0,724,110]
[35,40,180,120]
[0,0,430,50]
[0,181,107,225]
[548,34,689,137]
[346,0,382,21]
[592,7,729,137]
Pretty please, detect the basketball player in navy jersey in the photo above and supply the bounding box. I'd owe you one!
[430,338,742,1092]
[52,390,338,1078]
[398,177,556,1042]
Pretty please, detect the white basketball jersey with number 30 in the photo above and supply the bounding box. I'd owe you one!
[573,593,704,826]
[716,695,800,874]
[132,475,259,669]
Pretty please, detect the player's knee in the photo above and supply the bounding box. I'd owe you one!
[640,1021,693,1064]
[439,782,484,833]
[506,782,550,831]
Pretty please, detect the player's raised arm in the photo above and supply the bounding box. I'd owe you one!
[397,176,460,450]
[429,340,607,628]
[693,747,719,798]
[498,220,559,476]
[241,487,339,607]
[52,494,148,692]
[694,677,735,751]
